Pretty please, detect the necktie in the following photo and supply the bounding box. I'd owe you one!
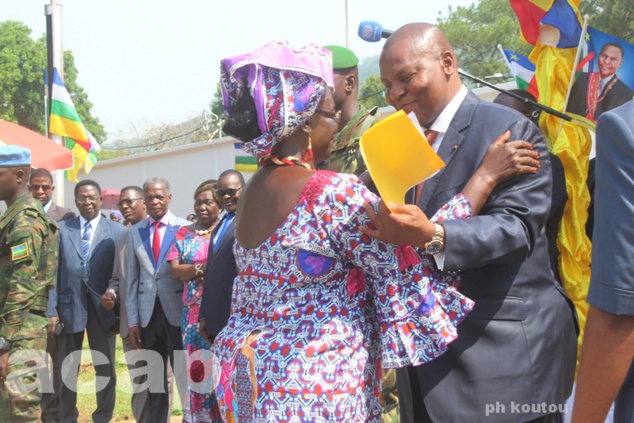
[82,221,91,266]
[415,130,440,204]
[152,220,162,263]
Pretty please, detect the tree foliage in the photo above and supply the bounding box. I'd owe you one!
[0,20,105,141]
[437,0,532,80]
[580,0,634,44]
[359,74,388,109]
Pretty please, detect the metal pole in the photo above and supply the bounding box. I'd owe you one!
[45,1,66,206]
[345,0,352,48]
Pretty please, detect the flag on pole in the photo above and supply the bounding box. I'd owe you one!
[48,68,100,182]
[512,0,592,364]
[500,48,539,98]
[509,0,582,48]
[234,142,257,172]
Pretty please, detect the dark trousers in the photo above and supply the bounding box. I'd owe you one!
[614,361,634,423]
[40,333,59,423]
[137,297,183,423]
[397,366,563,423]
[58,300,116,423]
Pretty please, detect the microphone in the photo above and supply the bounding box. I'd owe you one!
[358,21,393,42]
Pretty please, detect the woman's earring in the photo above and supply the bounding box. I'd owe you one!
[303,133,314,162]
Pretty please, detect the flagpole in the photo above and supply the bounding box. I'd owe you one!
[45,0,66,207]
[555,15,590,140]
[497,44,514,75]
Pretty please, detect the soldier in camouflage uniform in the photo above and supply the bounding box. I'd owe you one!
[320,46,397,423]
[320,45,380,176]
[0,146,59,422]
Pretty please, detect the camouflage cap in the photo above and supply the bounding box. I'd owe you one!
[324,45,359,70]
[0,145,31,167]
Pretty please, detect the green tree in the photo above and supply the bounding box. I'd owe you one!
[437,0,532,81]
[359,74,388,109]
[580,0,634,44]
[0,20,105,141]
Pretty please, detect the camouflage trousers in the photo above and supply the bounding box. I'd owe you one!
[381,368,400,423]
[0,314,48,422]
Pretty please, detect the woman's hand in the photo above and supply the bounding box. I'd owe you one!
[360,201,436,248]
[477,130,540,186]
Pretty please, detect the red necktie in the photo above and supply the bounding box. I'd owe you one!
[152,220,162,262]
[415,130,440,204]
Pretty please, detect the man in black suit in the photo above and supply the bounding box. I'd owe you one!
[29,167,75,423]
[199,169,244,343]
[567,42,634,123]
[364,23,577,422]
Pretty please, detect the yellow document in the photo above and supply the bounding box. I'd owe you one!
[359,110,445,210]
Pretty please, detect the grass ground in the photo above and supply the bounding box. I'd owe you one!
[76,335,182,422]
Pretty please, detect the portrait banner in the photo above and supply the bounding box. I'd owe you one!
[566,27,634,130]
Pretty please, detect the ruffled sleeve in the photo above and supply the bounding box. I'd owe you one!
[323,174,474,367]
[166,226,187,262]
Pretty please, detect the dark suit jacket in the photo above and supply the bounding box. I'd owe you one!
[568,72,634,122]
[406,91,578,422]
[199,214,237,339]
[47,214,126,333]
[47,201,76,222]
[546,152,567,284]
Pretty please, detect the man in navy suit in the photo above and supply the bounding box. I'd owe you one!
[364,23,577,422]
[47,179,126,423]
[29,168,76,223]
[572,99,634,423]
[199,169,244,343]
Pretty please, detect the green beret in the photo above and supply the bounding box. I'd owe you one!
[0,145,31,167]
[324,45,359,70]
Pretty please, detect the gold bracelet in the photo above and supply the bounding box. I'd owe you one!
[194,263,204,277]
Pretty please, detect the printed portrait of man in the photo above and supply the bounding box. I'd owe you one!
[568,42,634,124]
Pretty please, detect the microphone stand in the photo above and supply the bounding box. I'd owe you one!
[458,70,572,121]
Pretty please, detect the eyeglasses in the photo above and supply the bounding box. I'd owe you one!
[30,184,51,192]
[76,196,99,204]
[117,198,143,208]
[194,199,218,207]
[216,186,243,198]
[316,109,342,125]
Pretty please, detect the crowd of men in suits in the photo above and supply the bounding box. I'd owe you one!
[27,169,241,423]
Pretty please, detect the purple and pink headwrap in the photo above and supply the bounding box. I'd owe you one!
[220,39,334,157]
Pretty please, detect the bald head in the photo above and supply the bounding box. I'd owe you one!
[380,23,463,128]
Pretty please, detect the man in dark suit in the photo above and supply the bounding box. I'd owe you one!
[29,170,75,422]
[365,23,578,422]
[29,168,76,222]
[125,177,189,423]
[567,42,634,123]
[199,169,243,342]
[47,179,126,423]
[572,100,634,423]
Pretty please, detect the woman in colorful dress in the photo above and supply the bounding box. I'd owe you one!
[168,180,222,423]
[213,40,540,423]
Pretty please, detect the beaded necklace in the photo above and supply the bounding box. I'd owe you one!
[194,224,213,236]
[258,155,313,170]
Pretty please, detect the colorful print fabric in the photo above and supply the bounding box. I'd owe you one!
[213,171,474,423]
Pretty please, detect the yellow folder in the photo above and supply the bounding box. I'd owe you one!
[359,110,445,210]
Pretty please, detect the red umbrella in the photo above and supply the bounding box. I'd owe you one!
[101,189,121,210]
[0,119,73,171]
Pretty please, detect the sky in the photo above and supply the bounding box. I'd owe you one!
[3,0,475,142]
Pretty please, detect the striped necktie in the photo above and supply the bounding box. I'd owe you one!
[82,221,91,266]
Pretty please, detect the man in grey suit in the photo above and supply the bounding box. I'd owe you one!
[199,169,243,342]
[364,23,578,422]
[126,177,189,423]
[29,169,75,422]
[572,99,634,423]
[47,179,126,423]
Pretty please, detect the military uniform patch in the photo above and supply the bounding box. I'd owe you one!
[11,242,29,261]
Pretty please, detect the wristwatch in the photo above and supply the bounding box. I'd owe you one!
[424,223,445,255]
[0,337,12,351]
